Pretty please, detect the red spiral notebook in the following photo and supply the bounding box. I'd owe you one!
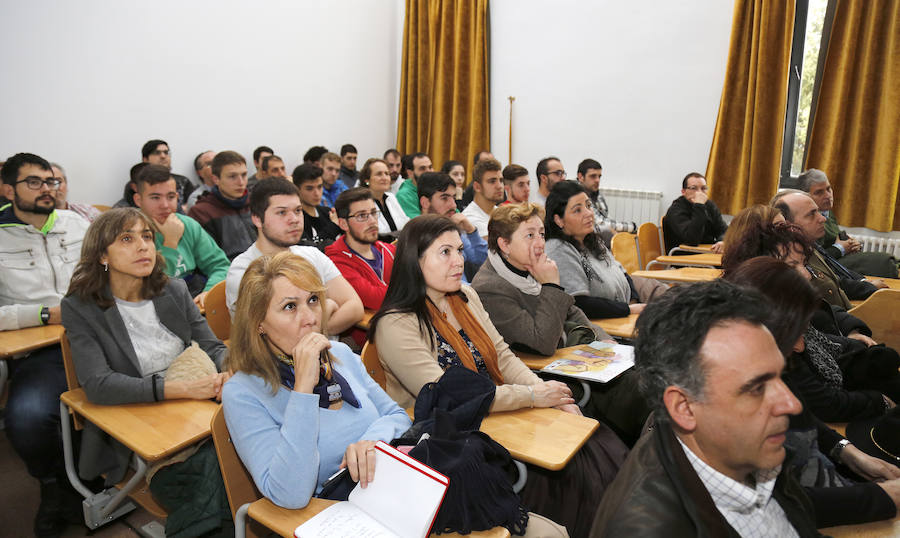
[295,441,449,538]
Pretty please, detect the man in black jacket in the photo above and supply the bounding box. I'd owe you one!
[663,172,728,254]
[591,280,821,537]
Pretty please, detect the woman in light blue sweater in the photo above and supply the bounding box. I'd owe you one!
[222,251,411,509]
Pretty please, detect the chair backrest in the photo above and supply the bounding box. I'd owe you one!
[205,280,231,341]
[60,332,84,430]
[210,406,265,538]
[93,204,112,213]
[360,341,386,390]
[848,289,900,351]
[610,232,640,273]
[637,222,662,270]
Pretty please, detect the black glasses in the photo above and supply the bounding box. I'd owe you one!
[16,177,61,190]
[547,170,566,179]
[347,209,381,222]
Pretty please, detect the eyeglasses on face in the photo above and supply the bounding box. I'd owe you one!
[346,209,381,222]
[16,177,62,190]
[152,149,170,156]
[548,170,566,179]
[685,185,709,192]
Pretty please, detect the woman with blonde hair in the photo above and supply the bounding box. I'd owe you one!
[222,252,410,508]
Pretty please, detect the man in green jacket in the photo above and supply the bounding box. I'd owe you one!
[395,151,433,218]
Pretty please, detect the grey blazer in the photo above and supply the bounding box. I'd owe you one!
[60,278,227,481]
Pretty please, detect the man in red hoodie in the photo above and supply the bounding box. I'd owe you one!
[326,188,395,311]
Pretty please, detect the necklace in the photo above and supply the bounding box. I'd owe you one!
[870,428,900,463]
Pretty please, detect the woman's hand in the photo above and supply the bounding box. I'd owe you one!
[291,332,332,394]
[628,303,646,315]
[340,440,379,488]
[531,381,575,408]
[525,248,560,285]
[841,443,900,482]
[555,403,582,415]
[164,373,222,400]
[847,331,877,347]
[214,371,234,402]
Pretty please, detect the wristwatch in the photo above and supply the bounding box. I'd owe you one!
[830,438,851,462]
[40,306,50,325]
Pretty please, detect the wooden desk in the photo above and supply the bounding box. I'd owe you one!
[481,407,597,470]
[356,309,375,331]
[247,497,509,538]
[0,324,65,358]
[649,253,722,268]
[594,314,638,339]
[676,243,715,253]
[632,267,721,284]
[60,388,218,460]
[821,514,900,537]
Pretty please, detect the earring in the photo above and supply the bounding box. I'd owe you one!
[103,262,108,272]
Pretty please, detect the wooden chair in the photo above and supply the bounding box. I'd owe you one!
[610,232,640,273]
[204,280,230,341]
[360,340,386,389]
[637,222,662,270]
[93,204,112,213]
[210,406,268,538]
[848,289,900,351]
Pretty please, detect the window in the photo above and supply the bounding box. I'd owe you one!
[779,0,830,186]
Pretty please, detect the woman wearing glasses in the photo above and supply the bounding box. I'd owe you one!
[544,181,664,320]
[358,157,408,237]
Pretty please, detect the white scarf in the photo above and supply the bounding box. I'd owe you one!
[487,250,542,296]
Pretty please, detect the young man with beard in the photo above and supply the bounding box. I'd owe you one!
[500,164,532,205]
[225,178,363,333]
[326,188,396,311]
[0,152,90,536]
[319,151,347,208]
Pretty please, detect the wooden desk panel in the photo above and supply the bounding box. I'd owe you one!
[60,388,217,461]
[677,243,715,253]
[632,267,721,284]
[356,309,375,331]
[594,314,638,339]
[0,324,65,359]
[480,408,598,470]
[248,497,510,537]
[652,253,722,268]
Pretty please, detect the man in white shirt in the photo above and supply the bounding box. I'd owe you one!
[461,157,503,239]
[591,280,819,537]
[225,178,363,332]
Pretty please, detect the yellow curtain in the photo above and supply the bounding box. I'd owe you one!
[804,0,900,231]
[396,0,490,185]
[705,0,796,214]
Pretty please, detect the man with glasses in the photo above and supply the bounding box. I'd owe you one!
[326,188,396,312]
[141,139,195,204]
[663,172,728,254]
[225,178,363,331]
[0,152,91,535]
[534,156,567,206]
[50,162,101,222]
[185,150,216,210]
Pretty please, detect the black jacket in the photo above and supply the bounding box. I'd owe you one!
[663,196,728,253]
[590,420,822,537]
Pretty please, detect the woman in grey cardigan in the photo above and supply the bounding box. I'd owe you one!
[471,202,611,356]
[61,208,230,536]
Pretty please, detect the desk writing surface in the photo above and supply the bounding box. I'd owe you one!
[0,324,65,359]
[632,267,721,283]
[677,243,715,253]
[653,253,723,267]
[873,277,900,290]
[60,388,217,461]
[594,314,638,338]
[248,497,510,537]
[480,407,597,470]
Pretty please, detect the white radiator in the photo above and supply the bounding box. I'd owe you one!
[596,187,663,225]
[855,234,900,258]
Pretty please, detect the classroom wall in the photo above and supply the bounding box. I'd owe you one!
[0,0,405,204]
[488,0,735,208]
